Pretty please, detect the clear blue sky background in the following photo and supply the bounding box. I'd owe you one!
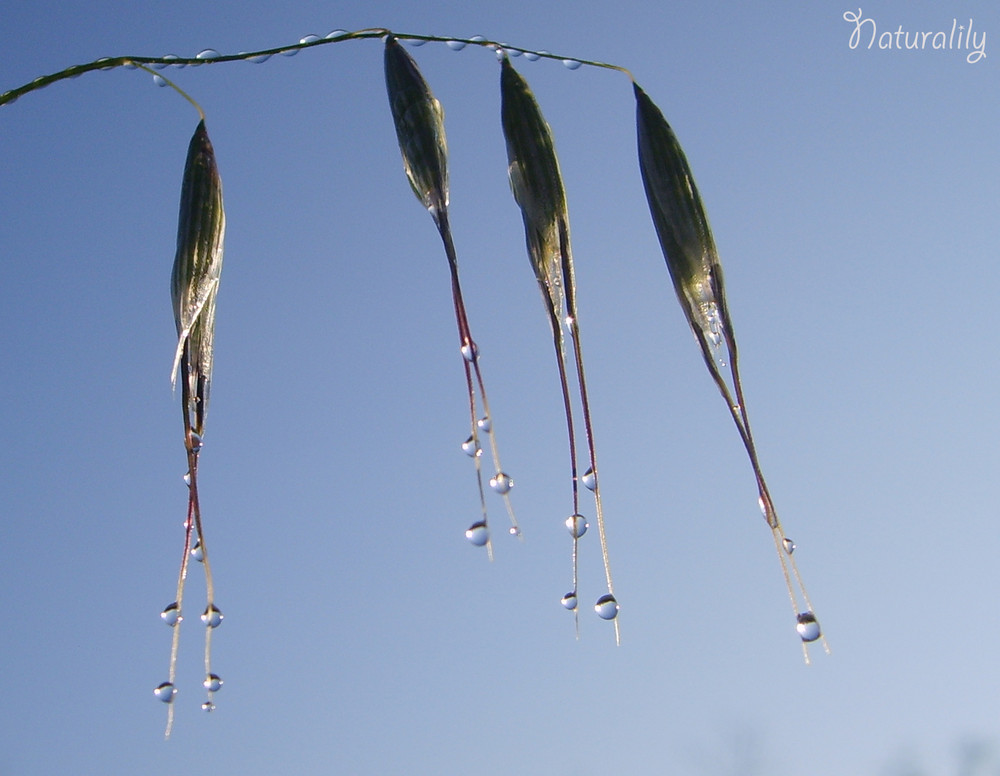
[1,1,998,774]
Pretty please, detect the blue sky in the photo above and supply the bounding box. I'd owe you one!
[1,1,998,774]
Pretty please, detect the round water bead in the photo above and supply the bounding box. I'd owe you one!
[476,416,492,433]
[195,49,221,60]
[201,605,224,628]
[203,673,223,692]
[782,537,796,555]
[489,472,513,494]
[581,467,597,491]
[201,701,216,712]
[461,435,481,457]
[594,594,620,620]
[565,514,589,538]
[509,526,521,537]
[562,58,583,70]
[796,612,821,642]
[465,521,489,547]
[153,682,176,703]
[445,39,467,51]
[190,541,205,562]
[160,602,182,627]
[461,341,479,361]
[561,592,578,610]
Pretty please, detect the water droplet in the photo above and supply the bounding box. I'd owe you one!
[299,35,320,45]
[153,74,168,88]
[469,35,486,43]
[523,51,541,61]
[581,467,597,491]
[203,673,223,692]
[160,602,182,626]
[406,38,428,47]
[460,435,482,458]
[594,594,620,620]
[465,521,489,547]
[124,61,138,70]
[153,682,176,703]
[201,701,216,712]
[561,592,578,610]
[565,514,589,538]
[247,53,272,64]
[195,49,221,60]
[445,40,467,51]
[190,542,205,562]
[188,431,203,451]
[280,47,299,57]
[96,57,116,70]
[782,537,796,555]
[461,341,478,361]
[796,612,821,642]
[503,46,522,57]
[490,472,513,494]
[183,471,192,486]
[562,58,583,70]
[201,605,224,628]
[325,29,349,40]
[508,526,520,537]
[154,54,182,70]
[477,416,492,433]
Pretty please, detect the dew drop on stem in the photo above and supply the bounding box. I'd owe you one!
[461,435,481,458]
[465,521,489,547]
[561,592,578,610]
[445,40,467,51]
[561,58,582,70]
[594,594,620,620]
[201,702,216,712]
[476,415,492,433]
[796,612,821,642]
[581,467,597,491]
[153,682,177,703]
[782,537,796,555]
[565,514,589,538]
[203,673,223,692]
[201,605,224,628]
[160,602,182,626]
[489,472,513,494]
[190,541,204,562]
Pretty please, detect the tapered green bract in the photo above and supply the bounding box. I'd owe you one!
[170,119,225,435]
[384,36,449,218]
[634,83,731,356]
[499,55,572,319]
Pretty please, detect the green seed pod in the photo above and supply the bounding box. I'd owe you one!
[170,119,225,433]
[384,36,449,219]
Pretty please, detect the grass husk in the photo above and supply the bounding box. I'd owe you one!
[501,54,618,641]
[634,82,826,661]
[384,37,518,553]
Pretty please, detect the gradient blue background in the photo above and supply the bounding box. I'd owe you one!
[1,1,997,774]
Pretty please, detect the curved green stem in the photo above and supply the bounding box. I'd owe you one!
[1,28,634,107]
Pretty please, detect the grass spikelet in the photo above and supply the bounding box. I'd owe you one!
[384,36,518,554]
[162,119,226,736]
[500,53,618,642]
[634,82,827,661]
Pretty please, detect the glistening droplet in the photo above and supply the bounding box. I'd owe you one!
[183,471,192,486]
[565,514,589,538]
[247,53,272,64]
[490,472,513,494]
[594,594,619,620]
[153,682,176,703]
[445,40,467,51]
[299,34,320,44]
[201,605,224,628]
[561,592,578,610]
[461,341,478,361]
[153,74,168,88]
[201,701,216,712]
[782,537,796,555]
[188,431,203,451]
[461,435,481,457]
[523,51,541,61]
[280,47,299,57]
[325,29,349,39]
[465,521,489,547]
[581,467,597,491]
[562,58,583,70]
[160,602,182,627]
[477,416,492,433]
[190,541,205,562]
[195,49,221,60]
[796,612,821,642]
[203,673,223,692]
[509,526,521,537]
